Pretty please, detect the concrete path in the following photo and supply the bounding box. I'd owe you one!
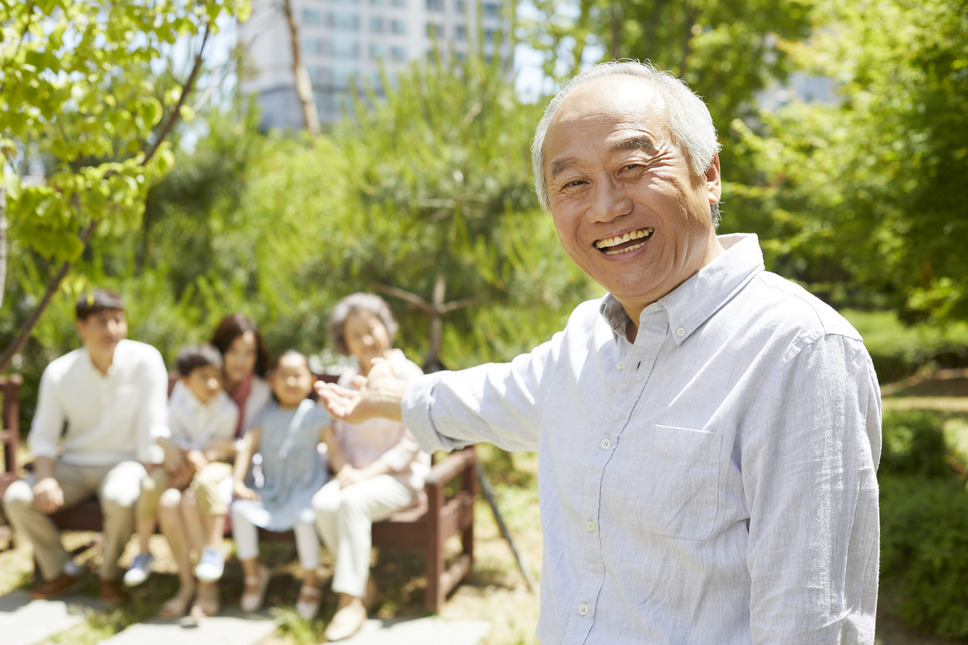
[0,590,490,645]
[337,617,491,644]
[0,590,101,645]
[100,606,276,645]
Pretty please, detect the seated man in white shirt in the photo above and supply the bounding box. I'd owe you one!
[2,289,168,604]
[317,61,882,644]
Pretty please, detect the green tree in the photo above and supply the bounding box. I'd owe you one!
[735,0,968,321]
[313,50,597,367]
[0,0,249,371]
[520,0,813,143]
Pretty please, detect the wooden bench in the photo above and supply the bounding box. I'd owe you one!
[0,371,476,610]
[0,374,23,550]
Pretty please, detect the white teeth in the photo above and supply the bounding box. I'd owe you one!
[595,228,654,251]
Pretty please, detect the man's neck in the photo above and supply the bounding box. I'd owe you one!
[88,347,115,375]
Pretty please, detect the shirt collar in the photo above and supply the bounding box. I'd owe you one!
[599,233,765,344]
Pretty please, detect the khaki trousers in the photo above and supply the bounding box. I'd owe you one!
[1,460,146,582]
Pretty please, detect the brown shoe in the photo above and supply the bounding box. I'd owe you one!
[30,571,80,600]
[99,577,127,605]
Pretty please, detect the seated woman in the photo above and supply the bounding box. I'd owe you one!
[312,293,430,641]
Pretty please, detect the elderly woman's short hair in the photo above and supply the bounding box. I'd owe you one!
[328,293,399,356]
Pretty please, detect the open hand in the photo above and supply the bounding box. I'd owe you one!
[314,358,405,424]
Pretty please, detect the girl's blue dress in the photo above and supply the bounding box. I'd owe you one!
[232,398,330,531]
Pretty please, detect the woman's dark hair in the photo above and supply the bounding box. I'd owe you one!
[328,293,398,356]
[210,313,271,378]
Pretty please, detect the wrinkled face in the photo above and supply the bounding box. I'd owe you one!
[184,365,223,404]
[76,309,127,359]
[269,353,314,407]
[543,76,722,320]
[343,310,391,374]
[223,331,258,387]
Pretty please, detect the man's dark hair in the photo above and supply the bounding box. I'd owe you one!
[75,289,124,321]
[175,344,224,378]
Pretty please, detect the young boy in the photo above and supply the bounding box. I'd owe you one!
[124,344,238,593]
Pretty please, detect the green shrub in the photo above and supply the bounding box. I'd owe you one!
[842,309,968,383]
[879,474,968,638]
[879,410,951,478]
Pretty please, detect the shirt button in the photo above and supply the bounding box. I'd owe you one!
[600,438,611,450]
[616,361,625,370]
[676,327,685,337]
[578,604,590,616]
[586,521,595,532]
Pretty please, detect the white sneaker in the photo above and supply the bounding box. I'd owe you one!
[123,552,155,587]
[194,548,225,582]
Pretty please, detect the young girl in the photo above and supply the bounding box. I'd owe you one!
[312,293,430,641]
[231,350,330,620]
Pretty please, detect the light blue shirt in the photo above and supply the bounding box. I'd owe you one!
[403,233,881,644]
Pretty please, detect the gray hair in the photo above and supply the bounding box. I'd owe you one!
[531,60,722,221]
[328,292,399,356]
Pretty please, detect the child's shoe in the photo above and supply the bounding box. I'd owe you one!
[295,583,321,620]
[240,564,269,612]
[194,548,225,582]
[123,552,155,587]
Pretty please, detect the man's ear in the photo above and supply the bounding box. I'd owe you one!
[705,154,722,204]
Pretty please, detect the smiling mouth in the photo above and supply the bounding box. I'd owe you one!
[594,228,654,255]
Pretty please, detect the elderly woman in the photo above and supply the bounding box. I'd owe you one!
[312,293,430,641]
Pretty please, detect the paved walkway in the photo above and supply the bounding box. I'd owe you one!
[0,590,100,645]
[0,590,490,645]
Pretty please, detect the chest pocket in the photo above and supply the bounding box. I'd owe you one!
[623,424,722,541]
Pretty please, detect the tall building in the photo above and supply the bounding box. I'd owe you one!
[238,0,513,131]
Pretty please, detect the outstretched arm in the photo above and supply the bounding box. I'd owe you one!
[314,358,406,424]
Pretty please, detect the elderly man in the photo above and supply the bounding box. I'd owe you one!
[317,61,881,644]
[3,289,168,604]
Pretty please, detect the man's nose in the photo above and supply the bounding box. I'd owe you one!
[590,175,633,222]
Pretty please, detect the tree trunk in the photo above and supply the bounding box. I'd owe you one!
[282,0,321,136]
[0,183,6,311]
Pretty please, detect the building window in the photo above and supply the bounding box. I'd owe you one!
[482,2,500,19]
[330,38,359,59]
[369,42,386,60]
[330,11,359,31]
[302,8,324,26]
[390,18,407,35]
[371,0,387,4]
[426,22,445,38]
[302,36,325,56]
[308,66,329,84]
[332,67,357,90]
[456,0,466,13]
[426,0,443,11]
[368,16,383,33]
[391,0,407,7]
[391,45,407,62]
[455,24,466,40]
[484,27,497,44]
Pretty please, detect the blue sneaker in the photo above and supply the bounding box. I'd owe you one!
[194,548,225,582]
[123,552,154,587]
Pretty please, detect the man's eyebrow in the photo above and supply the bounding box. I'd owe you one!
[611,135,655,154]
[549,157,575,180]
